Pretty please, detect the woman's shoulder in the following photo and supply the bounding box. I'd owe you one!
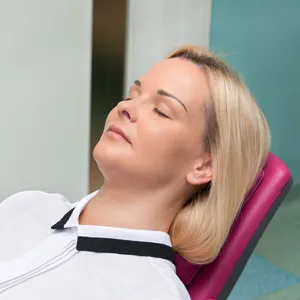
[0,190,74,261]
[146,259,191,300]
[0,190,74,226]
[1,190,73,213]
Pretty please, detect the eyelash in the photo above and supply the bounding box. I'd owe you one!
[153,108,170,119]
[121,97,170,119]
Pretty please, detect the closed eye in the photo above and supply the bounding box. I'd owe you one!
[122,97,170,119]
[153,108,170,119]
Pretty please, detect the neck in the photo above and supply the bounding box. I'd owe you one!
[79,181,184,233]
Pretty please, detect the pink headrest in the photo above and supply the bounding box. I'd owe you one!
[175,168,265,285]
[184,153,291,299]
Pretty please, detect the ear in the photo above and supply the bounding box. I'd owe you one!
[186,154,213,186]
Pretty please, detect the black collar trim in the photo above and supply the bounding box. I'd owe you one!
[51,208,175,264]
[77,236,175,263]
[51,207,75,230]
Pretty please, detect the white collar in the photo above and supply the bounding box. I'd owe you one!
[51,191,175,264]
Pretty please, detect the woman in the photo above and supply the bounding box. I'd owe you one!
[0,46,270,300]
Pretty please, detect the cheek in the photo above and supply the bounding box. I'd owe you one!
[138,122,192,162]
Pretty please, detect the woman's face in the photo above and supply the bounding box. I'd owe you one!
[94,58,211,189]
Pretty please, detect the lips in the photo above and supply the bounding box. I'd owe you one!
[107,125,131,144]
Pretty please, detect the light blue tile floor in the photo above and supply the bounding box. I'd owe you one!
[229,255,300,300]
[228,190,300,300]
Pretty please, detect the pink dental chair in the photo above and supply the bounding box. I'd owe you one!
[175,153,293,300]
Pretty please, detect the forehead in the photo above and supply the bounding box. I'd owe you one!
[139,58,210,109]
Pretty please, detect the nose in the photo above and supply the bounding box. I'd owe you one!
[117,100,137,122]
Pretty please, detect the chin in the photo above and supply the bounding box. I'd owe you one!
[92,138,131,178]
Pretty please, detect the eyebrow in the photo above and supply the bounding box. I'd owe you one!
[157,89,188,113]
[133,80,188,113]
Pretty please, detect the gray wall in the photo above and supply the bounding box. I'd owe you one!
[0,1,92,201]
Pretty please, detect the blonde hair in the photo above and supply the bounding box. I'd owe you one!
[168,46,271,264]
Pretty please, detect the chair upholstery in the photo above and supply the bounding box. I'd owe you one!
[175,153,293,300]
